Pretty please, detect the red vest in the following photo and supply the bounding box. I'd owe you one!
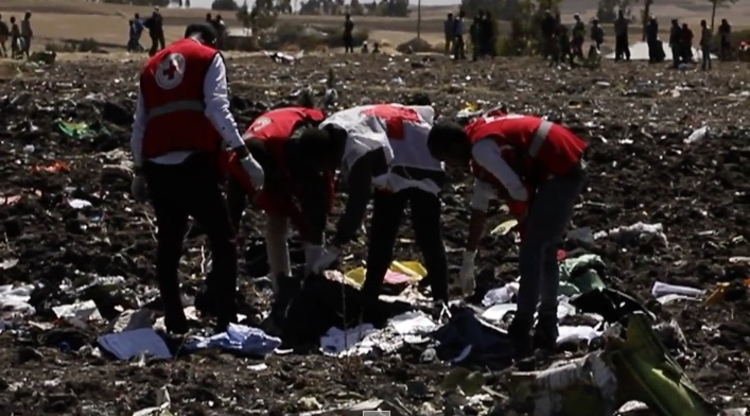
[465,114,586,186]
[243,107,325,171]
[140,38,221,159]
[360,104,423,140]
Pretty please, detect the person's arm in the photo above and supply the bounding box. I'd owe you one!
[203,54,250,159]
[331,149,386,246]
[471,139,528,202]
[129,89,147,175]
[465,178,495,251]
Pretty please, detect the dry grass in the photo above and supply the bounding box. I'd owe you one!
[2,0,749,53]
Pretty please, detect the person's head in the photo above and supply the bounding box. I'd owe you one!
[206,13,212,21]
[682,23,688,29]
[574,14,580,21]
[701,19,707,28]
[427,121,471,167]
[298,126,345,171]
[135,13,140,19]
[618,10,624,18]
[184,23,218,47]
[216,15,222,21]
[672,19,678,25]
[24,12,31,20]
[10,16,16,24]
[722,19,728,25]
[592,18,599,26]
[447,13,453,19]
[345,13,351,20]
[477,10,484,17]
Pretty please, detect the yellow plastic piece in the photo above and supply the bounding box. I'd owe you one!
[344,260,427,286]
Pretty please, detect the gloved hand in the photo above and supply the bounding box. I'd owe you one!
[304,243,325,275]
[311,245,341,274]
[131,174,147,202]
[239,155,264,190]
[459,250,476,296]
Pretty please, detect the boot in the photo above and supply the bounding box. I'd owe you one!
[533,314,559,352]
[269,275,301,327]
[508,315,534,361]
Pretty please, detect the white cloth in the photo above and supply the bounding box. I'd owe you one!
[321,104,444,195]
[471,139,528,201]
[131,175,148,201]
[130,52,246,168]
[459,250,476,295]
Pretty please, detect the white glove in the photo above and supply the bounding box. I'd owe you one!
[459,250,476,296]
[131,175,147,202]
[311,245,341,274]
[240,155,264,190]
[304,243,325,275]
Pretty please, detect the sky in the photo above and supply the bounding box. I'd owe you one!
[185,0,459,9]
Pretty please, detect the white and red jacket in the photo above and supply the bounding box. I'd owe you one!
[320,103,444,195]
[466,113,587,217]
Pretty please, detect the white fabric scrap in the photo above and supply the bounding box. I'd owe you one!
[0,284,35,315]
[651,281,705,304]
[481,283,519,307]
[594,222,668,246]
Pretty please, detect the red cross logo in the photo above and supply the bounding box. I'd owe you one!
[162,60,178,80]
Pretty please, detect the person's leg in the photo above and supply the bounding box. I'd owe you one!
[513,162,586,355]
[185,155,239,331]
[225,176,247,233]
[264,213,291,293]
[408,190,448,304]
[361,191,407,307]
[145,163,190,334]
[23,36,30,57]
[149,35,158,56]
[159,33,165,50]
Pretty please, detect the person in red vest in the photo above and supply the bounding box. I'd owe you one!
[297,103,449,319]
[426,111,587,359]
[129,23,264,334]
[224,104,332,318]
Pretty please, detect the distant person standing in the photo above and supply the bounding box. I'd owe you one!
[9,16,21,59]
[718,19,731,60]
[0,14,9,58]
[700,20,712,70]
[145,7,165,56]
[20,12,32,58]
[128,13,145,52]
[453,10,466,60]
[214,15,226,50]
[343,14,354,53]
[614,10,630,61]
[669,19,681,68]
[443,13,454,55]
[590,18,604,51]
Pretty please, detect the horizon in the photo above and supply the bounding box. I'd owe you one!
[185,0,460,9]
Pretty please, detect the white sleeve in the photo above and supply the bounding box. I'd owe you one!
[130,89,146,168]
[203,54,245,150]
[470,178,496,211]
[471,139,528,202]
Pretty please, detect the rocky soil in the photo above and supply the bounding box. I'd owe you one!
[1,53,750,415]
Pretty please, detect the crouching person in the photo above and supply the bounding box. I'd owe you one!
[298,103,449,318]
[427,111,587,360]
[130,23,264,333]
[224,105,332,317]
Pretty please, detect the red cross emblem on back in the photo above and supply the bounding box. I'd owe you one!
[361,104,422,140]
[163,60,179,80]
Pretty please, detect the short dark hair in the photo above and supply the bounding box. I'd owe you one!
[298,127,334,162]
[184,23,217,45]
[427,121,465,160]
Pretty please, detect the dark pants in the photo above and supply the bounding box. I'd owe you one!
[516,161,587,323]
[615,35,630,61]
[144,153,238,331]
[444,35,453,54]
[702,46,711,70]
[362,189,448,304]
[671,46,681,68]
[453,35,465,60]
[149,32,165,56]
[343,35,354,53]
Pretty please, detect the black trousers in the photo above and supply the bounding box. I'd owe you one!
[144,153,238,327]
[149,32,165,56]
[362,189,448,303]
[343,35,354,53]
[615,35,630,61]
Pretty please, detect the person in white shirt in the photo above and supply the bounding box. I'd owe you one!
[130,23,264,334]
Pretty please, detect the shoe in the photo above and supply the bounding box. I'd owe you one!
[508,315,533,360]
[164,312,189,335]
[533,315,559,352]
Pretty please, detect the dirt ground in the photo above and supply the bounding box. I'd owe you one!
[0,51,750,415]
[2,0,749,54]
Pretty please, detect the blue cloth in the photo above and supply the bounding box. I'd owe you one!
[185,324,281,357]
